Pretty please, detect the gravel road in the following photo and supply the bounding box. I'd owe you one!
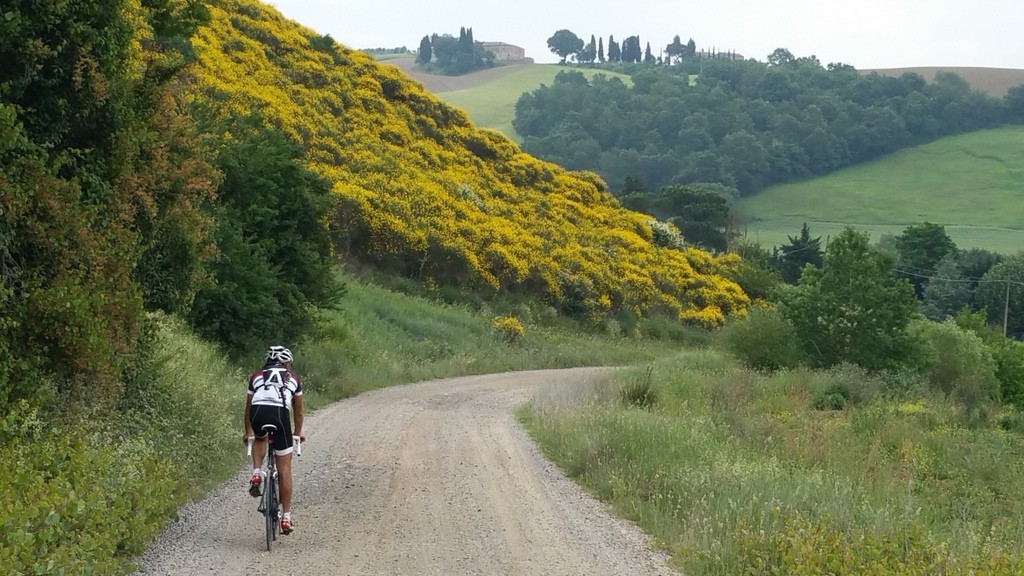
[134,368,676,576]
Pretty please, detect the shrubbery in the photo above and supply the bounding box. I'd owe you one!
[0,315,243,574]
[0,403,180,574]
[718,305,804,371]
[910,319,1000,412]
[491,314,525,344]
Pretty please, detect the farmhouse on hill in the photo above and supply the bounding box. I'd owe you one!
[481,41,526,61]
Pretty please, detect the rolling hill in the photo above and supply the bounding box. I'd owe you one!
[385,58,1024,253]
[186,0,748,325]
[736,126,1024,253]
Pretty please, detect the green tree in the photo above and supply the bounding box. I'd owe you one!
[632,183,736,252]
[958,247,1003,289]
[767,47,795,66]
[894,222,957,297]
[781,227,917,370]
[189,116,343,356]
[976,252,1024,339]
[921,254,973,320]
[578,35,596,64]
[622,36,642,63]
[726,240,781,302]
[775,223,823,284]
[608,35,621,63]
[719,129,769,194]
[547,29,584,63]
[597,37,605,63]
[430,33,457,66]
[1006,84,1024,122]
[665,35,686,64]
[644,42,656,64]
[0,0,209,403]
[417,35,431,64]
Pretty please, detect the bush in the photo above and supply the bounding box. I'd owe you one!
[719,305,804,371]
[0,403,180,574]
[491,314,525,344]
[910,319,1000,411]
[620,366,657,409]
[990,338,1024,409]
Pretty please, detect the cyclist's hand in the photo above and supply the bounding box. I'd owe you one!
[242,433,252,446]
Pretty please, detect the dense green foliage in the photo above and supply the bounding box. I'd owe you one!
[976,253,1024,339]
[895,222,958,296]
[189,113,342,355]
[774,222,824,284]
[0,0,218,405]
[781,227,918,369]
[514,59,1016,195]
[547,29,584,63]
[619,183,735,252]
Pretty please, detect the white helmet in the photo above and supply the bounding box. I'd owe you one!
[265,345,293,364]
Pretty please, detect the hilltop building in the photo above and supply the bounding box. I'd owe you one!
[481,42,526,61]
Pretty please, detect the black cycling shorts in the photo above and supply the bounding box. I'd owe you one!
[249,404,295,455]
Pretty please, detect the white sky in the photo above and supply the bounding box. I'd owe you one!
[265,0,1024,70]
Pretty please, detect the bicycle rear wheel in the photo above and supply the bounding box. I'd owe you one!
[271,472,279,541]
[264,462,276,550]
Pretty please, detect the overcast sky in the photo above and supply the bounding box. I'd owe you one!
[265,0,1023,70]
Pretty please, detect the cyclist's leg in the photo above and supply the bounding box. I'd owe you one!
[249,405,273,469]
[248,406,272,495]
[269,406,296,517]
[277,451,294,513]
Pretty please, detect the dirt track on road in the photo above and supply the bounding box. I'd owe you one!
[134,368,676,576]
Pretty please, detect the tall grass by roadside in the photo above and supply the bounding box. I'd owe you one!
[522,349,1024,574]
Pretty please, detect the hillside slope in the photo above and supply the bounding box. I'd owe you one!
[186,0,747,325]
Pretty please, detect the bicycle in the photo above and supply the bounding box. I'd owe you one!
[247,424,302,551]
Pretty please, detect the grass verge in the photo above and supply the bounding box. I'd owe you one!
[522,349,1024,574]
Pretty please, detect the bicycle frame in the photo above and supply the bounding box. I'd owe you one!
[246,427,302,551]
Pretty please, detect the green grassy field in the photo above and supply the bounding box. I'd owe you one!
[737,126,1024,253]
[435,65,631,141]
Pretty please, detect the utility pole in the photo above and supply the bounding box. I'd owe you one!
[1004,280,1010,337]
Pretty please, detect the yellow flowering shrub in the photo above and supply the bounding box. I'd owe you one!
[491,315,525,344]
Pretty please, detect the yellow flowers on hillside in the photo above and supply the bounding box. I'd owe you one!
[187,0,749,326]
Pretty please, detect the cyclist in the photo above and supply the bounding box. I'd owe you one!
[243,345,304,535]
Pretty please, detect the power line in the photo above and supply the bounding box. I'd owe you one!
[893,267,1024,287]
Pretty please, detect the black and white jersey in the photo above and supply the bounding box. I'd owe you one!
[247,363,302,411]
